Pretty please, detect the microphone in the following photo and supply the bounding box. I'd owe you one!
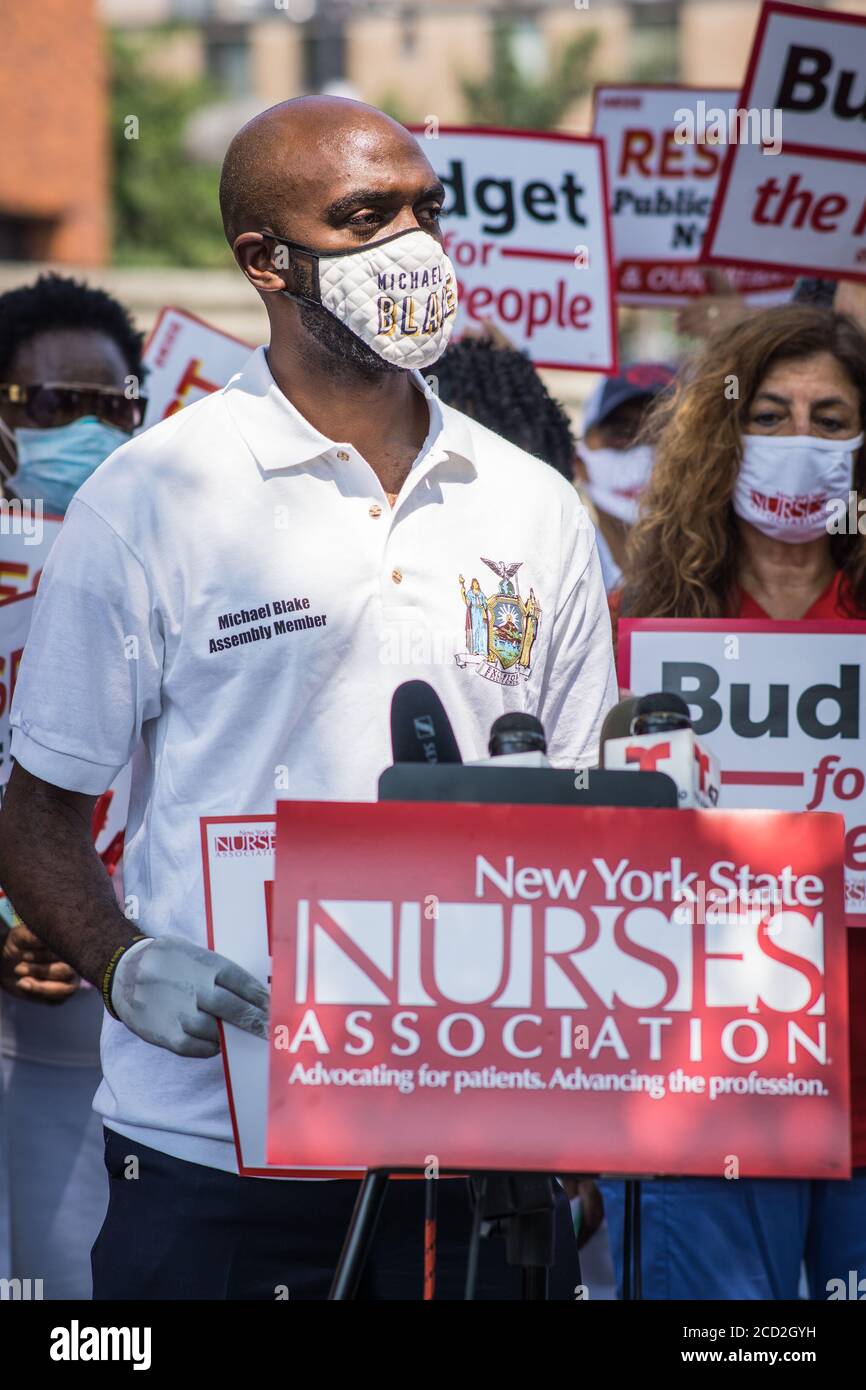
[598,696,641,758]
[390,681,463,765]
[631,691,691,735]
[488,713,547,758]
[465,711,551,768]
[600,690,720,808]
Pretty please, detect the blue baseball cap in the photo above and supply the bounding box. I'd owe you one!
[583,363,675,431]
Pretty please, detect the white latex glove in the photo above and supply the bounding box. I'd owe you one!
[111,934,269,1058]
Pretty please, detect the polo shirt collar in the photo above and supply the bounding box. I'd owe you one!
[223,344,476,480]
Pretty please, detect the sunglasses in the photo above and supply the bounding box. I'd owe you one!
[0,382,147,432]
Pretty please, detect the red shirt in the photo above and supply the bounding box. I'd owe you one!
[735,570,866,1168]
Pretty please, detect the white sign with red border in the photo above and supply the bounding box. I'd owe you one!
[703,2,866,283]
[201,814,364,1178]
[0,515,63,599]
[618,619,866,924]
[142,308,254,428]
[413,125,617,372]
[0,589,131,911]
[0,589,33,788]
[593,85,795,304]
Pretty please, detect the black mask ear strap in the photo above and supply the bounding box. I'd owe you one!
[0,413,17,473]
[261,234,321,305]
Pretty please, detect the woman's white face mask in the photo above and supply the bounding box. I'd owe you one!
[733,432,863,542]
[579,443,655,524]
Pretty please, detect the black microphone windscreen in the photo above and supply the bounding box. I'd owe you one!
[599,697,640,750]
[634,691,691,719]
[390,680,463,765]
[488,712,547,757]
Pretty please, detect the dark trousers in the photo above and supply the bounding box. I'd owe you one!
[92,1128,580,1300]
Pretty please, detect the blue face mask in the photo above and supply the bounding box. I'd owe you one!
[2,415,131,516]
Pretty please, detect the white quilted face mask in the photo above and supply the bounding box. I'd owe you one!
[267,226,458,369]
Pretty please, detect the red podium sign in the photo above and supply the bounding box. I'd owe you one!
[268,801,849,1178]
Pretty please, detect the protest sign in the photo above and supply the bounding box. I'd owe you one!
[593,84,794,304]
[201,814,363,1177]
[0,589,32,787]
[413,125,617,371]
[0,590,130,916]
[0,591,35,921]
[91,761,131,882]
[619,619,866,924]
[142,307,253,427]
[703,2,866,282]
[268,799,849,1178]
[0,511,63,598]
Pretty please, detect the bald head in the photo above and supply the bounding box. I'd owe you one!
[219,96,435,247]
[222,96,449,372]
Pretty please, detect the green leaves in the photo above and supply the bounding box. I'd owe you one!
[460,23,598,132]
[109,32,232,268]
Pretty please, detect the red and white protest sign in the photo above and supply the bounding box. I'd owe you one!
[201,815,363,1177]
[593,85,794,304]
[90,762,131,883]
[704,2,866,283]
[268,799,849,1178]
[618,619,866,924]
[0,589,32,787]
[0,590,129,913]
[0,512,63,598]
[1,591,34,920]
[413,126,617,371]
[142,307,253,427]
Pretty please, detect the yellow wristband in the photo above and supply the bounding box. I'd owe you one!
[102,935,147,1019]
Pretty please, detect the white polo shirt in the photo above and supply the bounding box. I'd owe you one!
[10,346,616,1173]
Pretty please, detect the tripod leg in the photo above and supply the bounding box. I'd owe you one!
[633,1180,642,1300]
[329,1170,390,1301]
[622,1180,634,1301]
[621,1180,644,1300]
[424,1177,438,1300]
[464,1176,487,1301]
[521,1265,549,1300]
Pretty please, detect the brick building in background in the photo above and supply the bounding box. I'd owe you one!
[0,0,109,264]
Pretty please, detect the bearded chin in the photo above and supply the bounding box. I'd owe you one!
[297,299,403,377]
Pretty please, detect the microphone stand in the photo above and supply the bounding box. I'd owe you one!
[465,1173,557,1300]
[329,1169,560,1301]
[622,1179,643,1300]
[330,1170,391,1300]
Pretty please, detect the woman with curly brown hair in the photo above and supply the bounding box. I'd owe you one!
[603,304,866,1300]
[621,304,866,622]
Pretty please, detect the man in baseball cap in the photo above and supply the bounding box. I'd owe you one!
[575,363,675,592]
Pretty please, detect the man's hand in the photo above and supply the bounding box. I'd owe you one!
[835,279,866,335]
[675,269,749,339]
[111,934,269,1058]
[0,922,80,1005]
[560,1176,605,1249]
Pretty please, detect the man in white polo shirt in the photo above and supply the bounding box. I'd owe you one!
[0,97,616,1299]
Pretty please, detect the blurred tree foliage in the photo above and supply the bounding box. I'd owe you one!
[460,23,598,129]
[377,91,414,127]
[110,31,231,267]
